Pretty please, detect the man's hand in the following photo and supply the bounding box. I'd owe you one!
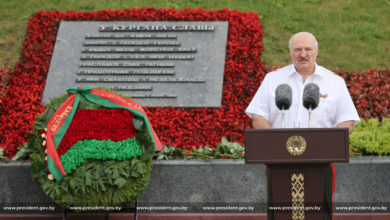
[336,120,355,134]
[252,114,272,129]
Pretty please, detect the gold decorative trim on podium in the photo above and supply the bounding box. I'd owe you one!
[286,135,307,156]
[291,173,305,220]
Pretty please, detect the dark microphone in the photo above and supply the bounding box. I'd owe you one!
[302,83,320,110]
[275,84,292,110]
[275,84,292,128]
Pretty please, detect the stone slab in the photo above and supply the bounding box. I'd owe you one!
[1,157,389,214]
[42,21,228,107]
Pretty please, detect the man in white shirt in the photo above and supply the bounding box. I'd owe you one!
[245,32,360,219]
[246,32,359,131]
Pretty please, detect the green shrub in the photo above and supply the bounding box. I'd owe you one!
[350,118,390,155]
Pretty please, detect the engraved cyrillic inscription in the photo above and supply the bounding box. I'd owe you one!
[80,55,195,60]
[42,21,228,107]
[129,94,177,98]
[99,25,215,32]
[82,48,196,53]
[79,62,175,68]
[83,41,181,46]
[76,77,206,83]
[109,86,152,91]
[85,34,177,39]
[78,70,175,75]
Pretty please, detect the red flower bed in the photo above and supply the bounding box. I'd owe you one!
[0,8,265,157]
[57,109,137,156]
[0,8,388,158]
[336,68,390,120]
[0,66,12,105]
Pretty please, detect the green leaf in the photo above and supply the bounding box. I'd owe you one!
[12,143,32,161]
[98,179,106,192]
[85,172,93,186]
[157,154,166,160]
[68,177,77,193]
[118,164,129,178]
[114,177,127,188]
[38,108,55,128]
[112,167,120,179]
[135,161,147,174]
[130,170,140,178]
[80,184,87,195]
[132,117,145,131]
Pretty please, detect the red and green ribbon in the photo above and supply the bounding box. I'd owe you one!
[45,86,162,182]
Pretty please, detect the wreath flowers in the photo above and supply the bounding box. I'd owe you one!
[29,86,159,208]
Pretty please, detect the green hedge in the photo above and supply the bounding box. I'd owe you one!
[350,118,390,156]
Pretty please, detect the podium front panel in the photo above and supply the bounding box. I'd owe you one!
[245,128,349,164]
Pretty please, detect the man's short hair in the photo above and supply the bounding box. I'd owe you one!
[288,32,318,50]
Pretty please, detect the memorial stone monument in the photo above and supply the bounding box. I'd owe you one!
[42,21,229,107]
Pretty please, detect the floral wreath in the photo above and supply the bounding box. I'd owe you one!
[29,86,161,209]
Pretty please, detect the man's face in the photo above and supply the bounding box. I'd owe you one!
[290,34,318,72]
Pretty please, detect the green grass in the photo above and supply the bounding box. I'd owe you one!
[0,0,389,71]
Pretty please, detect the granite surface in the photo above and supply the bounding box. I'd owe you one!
[1,157,389,214]
[42,21,228,107]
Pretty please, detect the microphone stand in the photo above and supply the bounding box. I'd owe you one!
[308,106,312,128]
[281,107,285,128]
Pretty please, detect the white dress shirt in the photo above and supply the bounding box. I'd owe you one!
[245,64,360,128]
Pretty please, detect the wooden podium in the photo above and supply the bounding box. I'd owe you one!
[245,128,349,220]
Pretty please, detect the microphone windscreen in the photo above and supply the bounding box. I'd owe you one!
[302,83,320,110]
[275,84,292,110]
